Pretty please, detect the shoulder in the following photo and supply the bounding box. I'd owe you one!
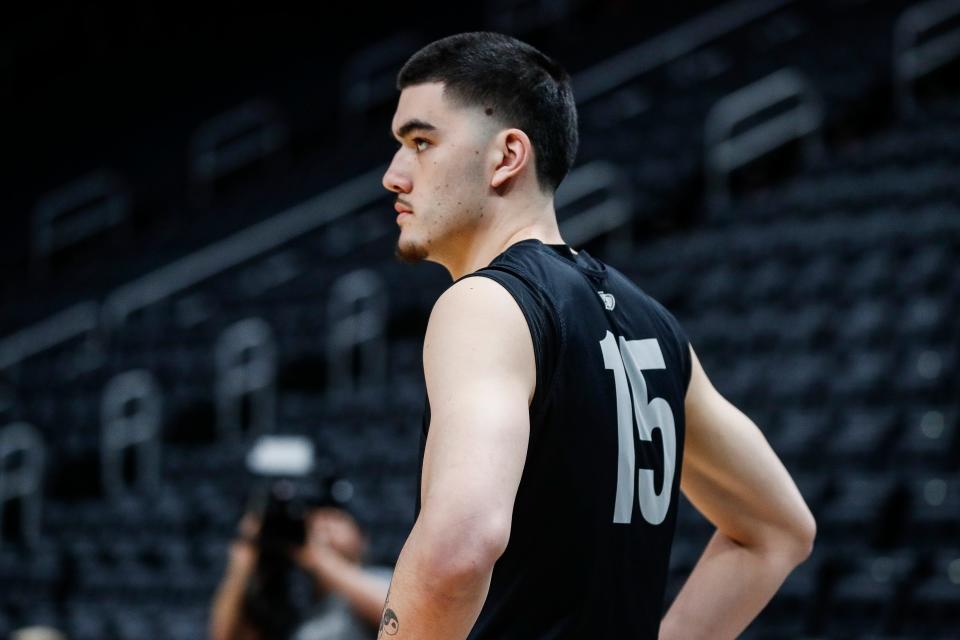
[427,274,521,334]
[426,275,531,355]
[434,272,518,312]
[424,274,536,399]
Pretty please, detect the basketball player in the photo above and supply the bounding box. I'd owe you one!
[378,32,815,639]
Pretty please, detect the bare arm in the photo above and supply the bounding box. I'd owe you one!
[660,345,816,640]
[294,510,391,627]
[209,520,260,640]
[377,276,535,638]
[302,548,391,627]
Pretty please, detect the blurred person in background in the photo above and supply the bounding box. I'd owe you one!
[209,508,391,640]
[378,32,816,639]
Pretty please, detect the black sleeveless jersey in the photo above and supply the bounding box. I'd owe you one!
[415,238,692,639]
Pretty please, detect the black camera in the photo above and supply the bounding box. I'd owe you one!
[249,478,311,552]
[243,435,351,542]
[240,436,352,639]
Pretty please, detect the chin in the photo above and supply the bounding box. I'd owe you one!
[395,237,430,264]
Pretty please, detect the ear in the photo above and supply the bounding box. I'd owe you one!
[490,128,532,189]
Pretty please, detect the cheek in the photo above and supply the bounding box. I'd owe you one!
[463,151,490,194]
[418,150,486,225]
[443,155,486,202]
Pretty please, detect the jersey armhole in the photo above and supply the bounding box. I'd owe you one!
[646,292,694,396]
[457,267,561,425]
[671,319,693,394]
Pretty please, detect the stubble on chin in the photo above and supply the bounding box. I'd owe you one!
[395,238,429,264]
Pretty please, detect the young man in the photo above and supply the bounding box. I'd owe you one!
[379,32,815,639]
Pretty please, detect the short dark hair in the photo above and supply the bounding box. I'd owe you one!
[397,32,579,193]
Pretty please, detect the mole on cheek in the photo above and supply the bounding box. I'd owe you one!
[485,107,494,116]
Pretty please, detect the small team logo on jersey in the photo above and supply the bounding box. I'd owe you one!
[597,291,616,310]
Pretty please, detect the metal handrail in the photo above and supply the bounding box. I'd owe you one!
[704,67,823,211]
[894,0,960,117]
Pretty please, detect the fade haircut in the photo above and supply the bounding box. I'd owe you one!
[397,32,579,193]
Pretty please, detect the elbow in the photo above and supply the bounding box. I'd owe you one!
[752,505,816,569]
[792,507,817,563]
[415,511,510,592]
[778,504,816,567]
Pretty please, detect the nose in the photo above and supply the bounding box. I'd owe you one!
[382,150,412,194]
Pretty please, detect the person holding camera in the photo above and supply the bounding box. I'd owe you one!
[209,508,391,640]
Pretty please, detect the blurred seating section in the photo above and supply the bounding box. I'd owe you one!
[2,0,958,638]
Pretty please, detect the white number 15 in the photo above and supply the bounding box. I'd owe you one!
[599,331,677,525]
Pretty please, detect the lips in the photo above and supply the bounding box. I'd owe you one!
[394,202,413,215]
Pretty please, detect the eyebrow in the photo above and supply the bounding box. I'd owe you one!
[393,118,438,140]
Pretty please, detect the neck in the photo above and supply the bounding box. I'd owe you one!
[437,198,567,281]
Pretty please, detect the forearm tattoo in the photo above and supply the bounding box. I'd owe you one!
[378,582,400,637]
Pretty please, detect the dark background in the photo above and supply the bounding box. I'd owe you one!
[1,1,958,638]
